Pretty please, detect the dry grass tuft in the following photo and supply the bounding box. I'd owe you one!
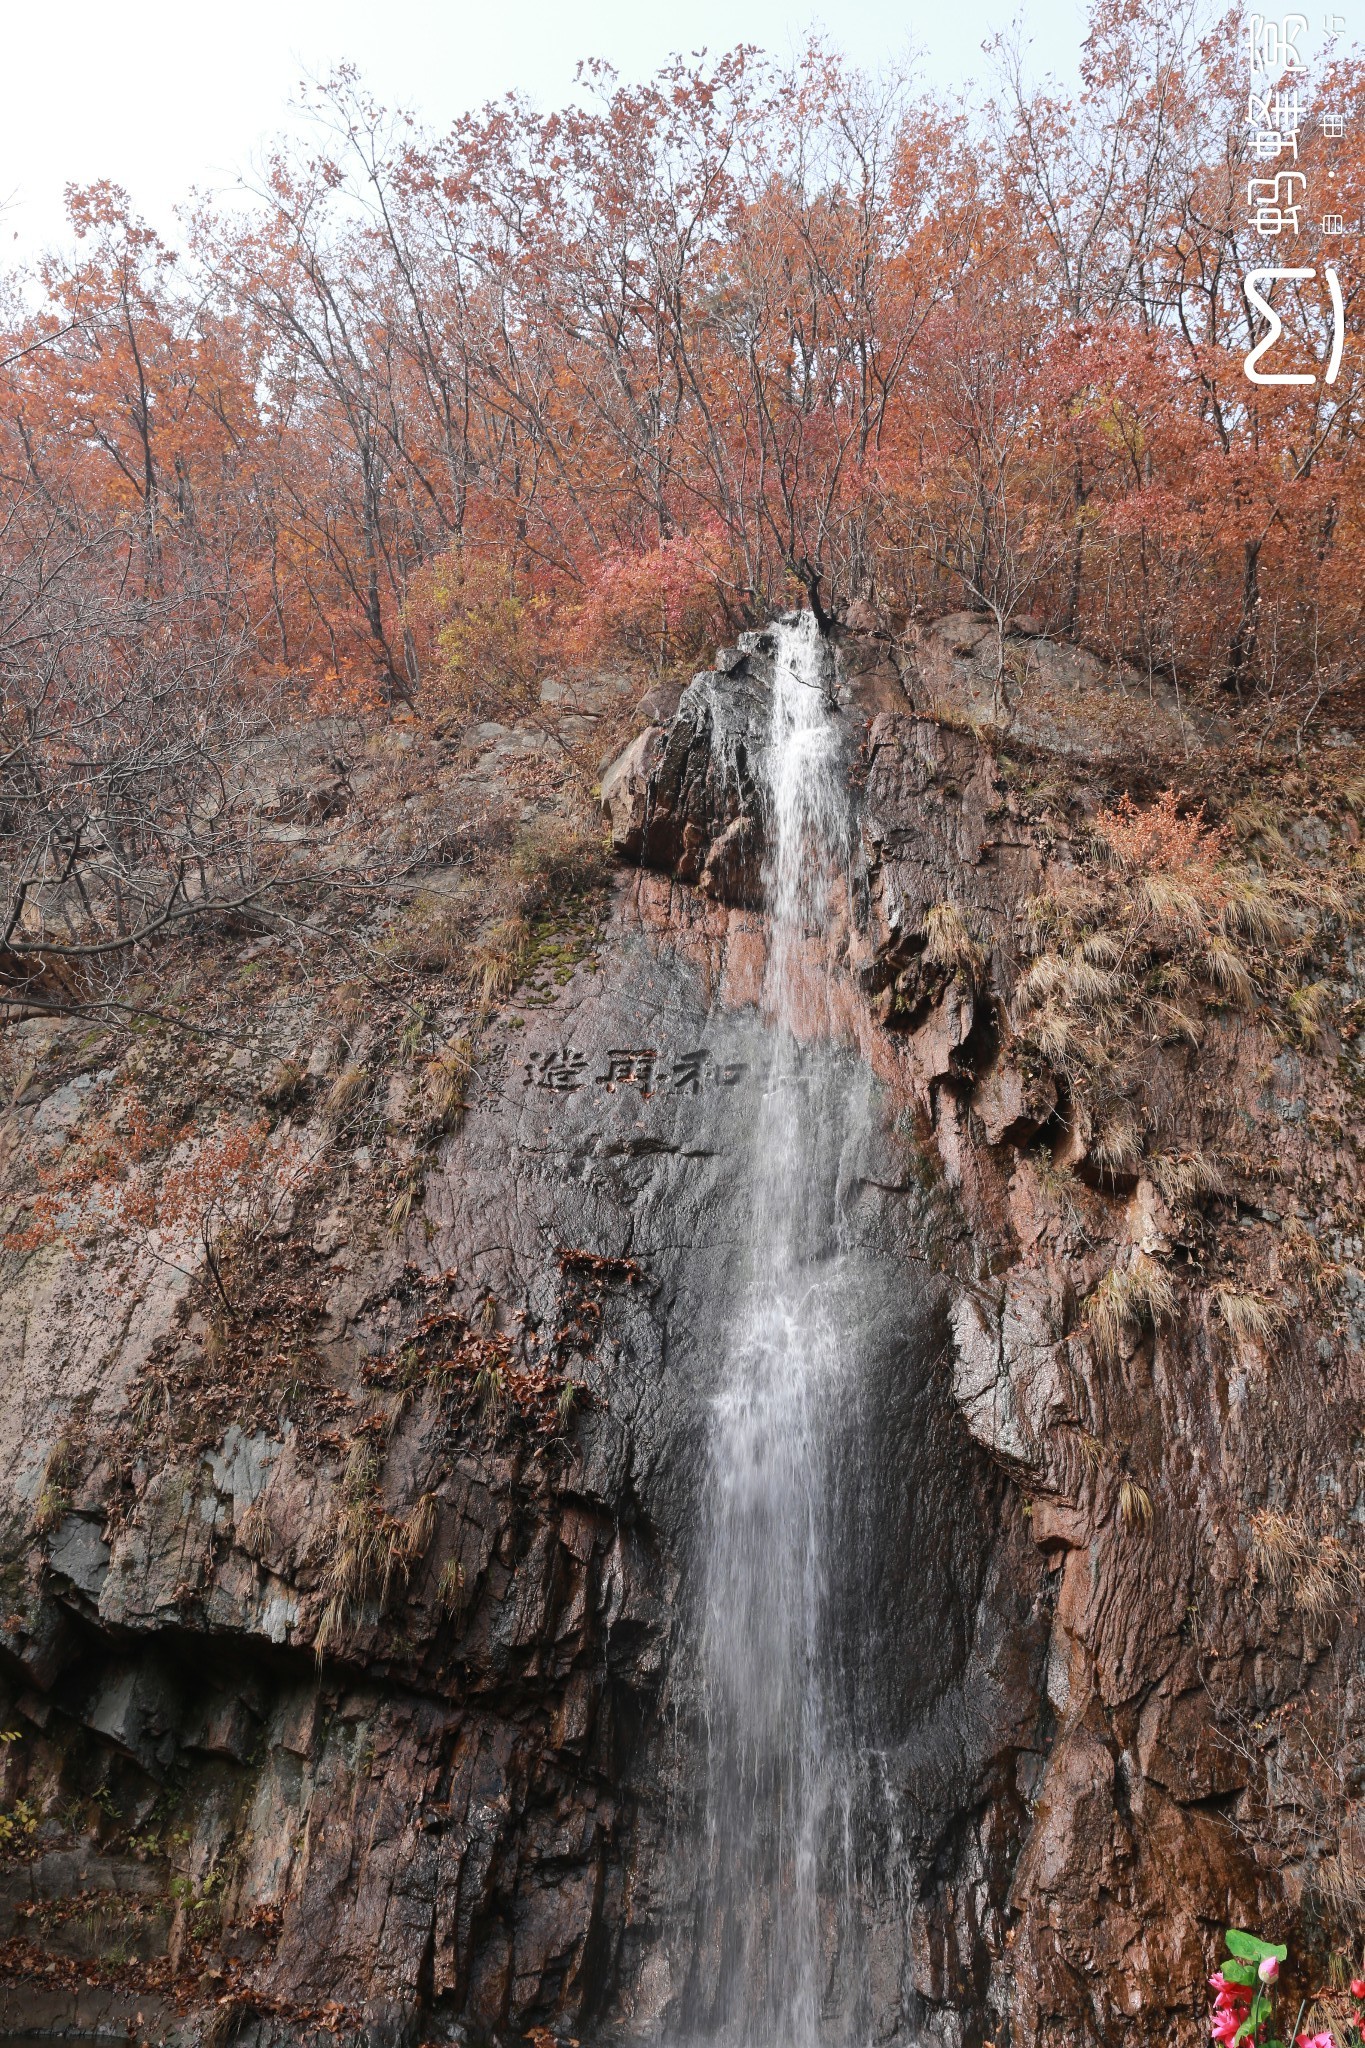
[1282,1216,1343,1302]
[1017,951,1122,1011]
[1118,1476,1154,1527]
[1091,1105,1142,1176]
[435,1557,466,1615]
[1220,872,1297,948]
[1023,880,1107,944]
[474,1362,509,1422]
[1085,1256,1176,1361]
[386,1168,425,1239]
[1079,930,1122,967]
[1199,937,1254,1007]
[1288,979,1334,1049]
[398,1005,429,1061]
[1226,797,1291,860]
[1014,944,1126,1078]
[1074,1430,1108,1477]
[323,1063,371,1124]
[422,1036,474,1134]
[1135,870,1211,941]
[1026,1003,1086,1069]
[1143,995,1204,1047]
[402,1489,439,1567]
[470,914,532,1006]
[1149,1150,1228,1209]
[1249,1507,1360,1620]
[1122,1254,1176,1327]
[1214,1288,1285,1350]
[316,1450,439,1660]
[1299,1537,1358,1621]
[1249,1507,1301,1585]
[31,1436,76,1535]
[923,901,985,984]
[1084,1271,1129,1363]
[1310,1845,1365,1932]
[259,1058,307,1115]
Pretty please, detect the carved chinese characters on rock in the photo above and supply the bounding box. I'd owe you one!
[522,1048,799,1096]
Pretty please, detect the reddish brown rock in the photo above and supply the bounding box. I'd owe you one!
[2,620,1360,2048]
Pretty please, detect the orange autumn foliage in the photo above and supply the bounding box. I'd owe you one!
[3,1101,192,1254]
[568,529,735,678]
[5,1108,313,1303]
[1093,790,1230,878]
[2,1,1365,740]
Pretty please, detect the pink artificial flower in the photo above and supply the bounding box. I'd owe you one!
[1351,1981,1365,2001]
[1211,2012,1245,2044]
[1259,1957,1280,1984]
[1209,1976,1253,2015]
[1293,2033,1335,2048]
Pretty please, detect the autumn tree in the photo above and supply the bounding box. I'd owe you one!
[2,0,1365,809]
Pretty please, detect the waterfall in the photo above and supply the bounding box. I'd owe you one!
[681,613,897,2048]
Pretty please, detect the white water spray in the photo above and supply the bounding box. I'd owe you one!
[683,614,898,2048]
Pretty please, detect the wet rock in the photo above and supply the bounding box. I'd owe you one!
[697,813,761,905]
[1,616,1357,2048]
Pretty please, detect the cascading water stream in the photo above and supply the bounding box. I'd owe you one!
[681,613,899,2048]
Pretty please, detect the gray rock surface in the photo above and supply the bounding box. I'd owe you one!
[1,620,1360,2048]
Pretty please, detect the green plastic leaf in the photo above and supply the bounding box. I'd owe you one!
[1226,1930,1289,1964]
[1222,1961,1259,1988]
[1233,1996,1274,2048]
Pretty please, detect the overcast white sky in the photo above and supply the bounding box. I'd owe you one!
[2,0,1089,263]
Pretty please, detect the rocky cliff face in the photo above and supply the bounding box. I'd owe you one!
[1,620,1362,2048]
